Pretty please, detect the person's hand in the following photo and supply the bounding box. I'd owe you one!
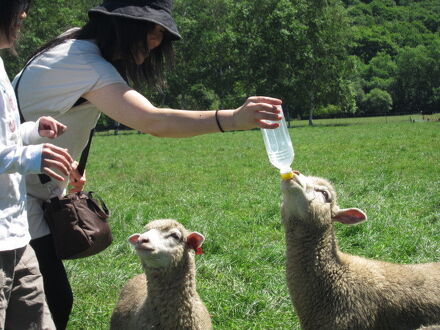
[233,96,283,130]
[41,144,73,181]
[38,116,67,139]
[68,161,86,193]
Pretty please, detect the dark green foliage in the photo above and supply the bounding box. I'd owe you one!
[361,88,393,114]
[394,42,440,113]
[349,0,440,115]
[3,0,98,77]
[1,0,438,128]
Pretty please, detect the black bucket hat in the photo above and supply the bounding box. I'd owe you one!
[88,0,182,40]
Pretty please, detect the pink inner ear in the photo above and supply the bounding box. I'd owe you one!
[187,232,204,250]
[128,234,140,244]
[333,208,367,225]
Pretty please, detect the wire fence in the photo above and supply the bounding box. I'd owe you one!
[287,112,440,128]
[95,112,440,136]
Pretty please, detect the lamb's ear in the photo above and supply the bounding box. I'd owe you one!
[128,234,141,246]
[187,232,205,255]
[332,208,367,225]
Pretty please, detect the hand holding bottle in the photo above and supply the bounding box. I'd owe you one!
[232,96,282,130]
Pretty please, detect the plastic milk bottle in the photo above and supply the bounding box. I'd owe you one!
[261,105,294,180]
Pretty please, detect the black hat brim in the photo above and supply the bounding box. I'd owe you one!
[89,5,182,41]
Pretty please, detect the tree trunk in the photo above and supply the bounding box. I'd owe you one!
[308,110,314,126]
[308,93,315,126]
[285,107,291,128]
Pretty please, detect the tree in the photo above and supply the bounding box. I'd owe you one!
[231,0,304,115]
[348,0,440,114]
[361,88,392,114]
[169,0,238,109]
[5,0,439,124]
[394,42,440,113]
[170,0,356,125]
[294,0,356,125]
[351,25,398,62]
[361,52,396,94]
[4,0,94,78]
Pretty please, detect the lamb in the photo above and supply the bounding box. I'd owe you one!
[280,171,440,330]
[110,219,212,330]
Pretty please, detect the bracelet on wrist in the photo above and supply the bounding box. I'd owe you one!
[215,110,225,133]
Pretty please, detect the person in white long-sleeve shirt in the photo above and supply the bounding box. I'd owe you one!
[0,0,74,328]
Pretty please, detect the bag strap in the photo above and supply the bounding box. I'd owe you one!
[14,56,92,183]
[14,58,30,124]
[77,129,94,176]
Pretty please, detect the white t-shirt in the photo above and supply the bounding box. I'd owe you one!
[0,56,42,250]
[12,38,126,239]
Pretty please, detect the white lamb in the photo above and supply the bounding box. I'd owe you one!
[281,171,440,330]
[110,219,212,330]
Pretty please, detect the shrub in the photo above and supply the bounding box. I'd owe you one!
[361,88,393,114]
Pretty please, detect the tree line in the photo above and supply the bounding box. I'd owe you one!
[4,0,439,126]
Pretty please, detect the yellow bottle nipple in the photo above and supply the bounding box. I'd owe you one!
[280,171,294,180]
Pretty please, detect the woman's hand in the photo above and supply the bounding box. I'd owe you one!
[38,116,67,139]
[68,161,86,193]
[41,144,73,181]
[231,96,283,131]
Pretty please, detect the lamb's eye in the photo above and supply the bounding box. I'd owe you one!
[321,190,331,202]
[315,188,331,202]
[168,232,181,240]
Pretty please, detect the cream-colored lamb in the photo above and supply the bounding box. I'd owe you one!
[110,219,212,330]
[281,171,440,330]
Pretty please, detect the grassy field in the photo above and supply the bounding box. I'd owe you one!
[65,116,439,329]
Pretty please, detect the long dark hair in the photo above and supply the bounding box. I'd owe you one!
[30,13,175,90]
[0,0,32,54]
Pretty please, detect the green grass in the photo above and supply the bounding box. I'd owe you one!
[65,116,440,329]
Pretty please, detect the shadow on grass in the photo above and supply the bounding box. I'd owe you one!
[288,123,352,128]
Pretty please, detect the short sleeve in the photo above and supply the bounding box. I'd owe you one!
[13,39,127,122]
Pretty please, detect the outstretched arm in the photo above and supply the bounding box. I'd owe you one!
[84,83,282,138]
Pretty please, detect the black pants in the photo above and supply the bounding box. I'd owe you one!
[30,235,73,330]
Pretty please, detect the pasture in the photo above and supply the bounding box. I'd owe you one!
[65,115,439,329]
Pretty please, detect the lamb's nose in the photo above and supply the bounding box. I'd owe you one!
[293,170,300,175]
[139,238,149,244]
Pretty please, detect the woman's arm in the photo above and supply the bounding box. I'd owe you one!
[83,83,282,138]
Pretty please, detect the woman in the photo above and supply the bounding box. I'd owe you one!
[13,0,282,328]
[0,0,74,329]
